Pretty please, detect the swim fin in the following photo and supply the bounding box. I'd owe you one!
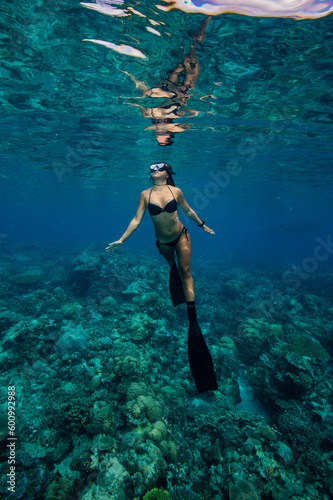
[169,263,186,307]
[188,319,218,393]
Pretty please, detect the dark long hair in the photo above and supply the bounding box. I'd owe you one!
[165,163,176,186]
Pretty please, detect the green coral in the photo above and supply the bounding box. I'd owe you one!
[44,477,73,500]
[278,406,322,449]
[284,334,329,361]
[268,323,285,340]
[61,302,82,319]
[126,394,164,422]
[115,355,143,378]
[11,267,43,285]
[241,327,265,357]
[143,487,171,500]
[120,311,156,342]
[229,479,258,500]
[170,486,203,499]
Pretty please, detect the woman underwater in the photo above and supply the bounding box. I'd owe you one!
[106,162,218,393]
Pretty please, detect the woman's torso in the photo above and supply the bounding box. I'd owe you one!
[140,102,181,119]
[145,186,183,243]
[140,80,190,119]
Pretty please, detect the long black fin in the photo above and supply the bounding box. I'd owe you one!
[169,263,186,307]
[188,319,218,393]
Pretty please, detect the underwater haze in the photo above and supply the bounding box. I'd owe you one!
[1,0,333,499]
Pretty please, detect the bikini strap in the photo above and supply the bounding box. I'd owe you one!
[167,185,176,200]
[148,187,153,203]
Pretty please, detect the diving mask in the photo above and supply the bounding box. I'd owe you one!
[149,163,167,172]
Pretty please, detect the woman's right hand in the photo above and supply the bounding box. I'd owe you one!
[106,240,123,252]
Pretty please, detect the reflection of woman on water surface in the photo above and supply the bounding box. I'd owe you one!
[122,16,211,146]
[106,162,218,393]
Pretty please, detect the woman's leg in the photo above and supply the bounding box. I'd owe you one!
[175,231,194,302]
[157,241,176,266]
[167,62,185,85]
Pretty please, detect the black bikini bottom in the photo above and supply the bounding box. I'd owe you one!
[155,226,188,253]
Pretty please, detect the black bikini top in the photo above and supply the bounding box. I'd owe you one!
[148,186,177,216]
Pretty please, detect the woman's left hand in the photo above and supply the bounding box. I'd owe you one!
[203,225,215,235]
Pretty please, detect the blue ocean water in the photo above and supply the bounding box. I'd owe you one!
[1,1,333,499]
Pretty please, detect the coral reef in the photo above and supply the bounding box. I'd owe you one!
[80,457,130,500]
[85,401,116,435]
[169,485,203,499]
[0,245,332,500]
[11,267,43,285]
[0,412,8,441]
[44,477,73,500]
[55,323,89,356]
[283,333,329,361]
[125,395,164,423]
[229,479,258,500]
[143,488,171,500]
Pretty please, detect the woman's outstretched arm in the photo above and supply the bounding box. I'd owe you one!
[106,191,147,252]
[177,188,215,234]
[120,70,150,98]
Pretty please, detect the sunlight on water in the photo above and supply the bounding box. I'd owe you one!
[80,0,129,17]
[156,0,333,19]
[81,0,165,22]
[81,0,333,20]
[82,39,147,58]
